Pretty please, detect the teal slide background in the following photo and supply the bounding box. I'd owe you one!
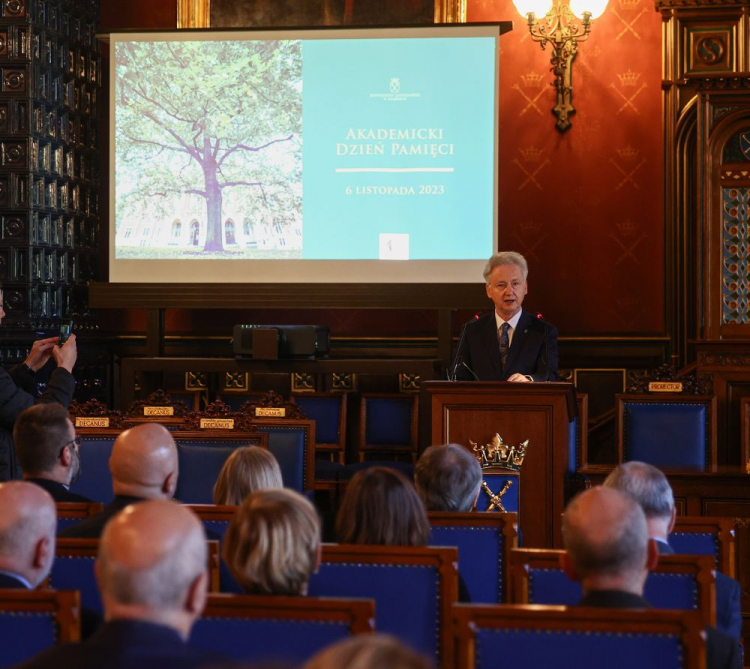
[302,37,496,260]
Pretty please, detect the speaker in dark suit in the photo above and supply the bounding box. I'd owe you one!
[453,252,558,382]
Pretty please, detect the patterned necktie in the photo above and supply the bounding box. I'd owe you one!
[498,322,510,370]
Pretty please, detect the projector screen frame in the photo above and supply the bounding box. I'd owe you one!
[105,23,510,285]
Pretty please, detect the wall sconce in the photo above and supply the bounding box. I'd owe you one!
[513,0,608,132]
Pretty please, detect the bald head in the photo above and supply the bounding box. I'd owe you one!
[562,487,650,592]
[0,481,57,587]
[109,424,178,499]
[97,500,207,635]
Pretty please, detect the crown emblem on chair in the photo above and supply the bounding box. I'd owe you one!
[470,434,529,472]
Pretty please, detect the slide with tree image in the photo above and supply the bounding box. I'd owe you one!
[113,33,496,262]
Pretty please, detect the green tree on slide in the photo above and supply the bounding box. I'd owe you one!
[115,39,302,252]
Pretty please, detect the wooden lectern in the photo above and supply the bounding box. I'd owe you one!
[423,381,577,548]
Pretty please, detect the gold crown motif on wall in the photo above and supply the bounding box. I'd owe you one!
[617,146,640,160]
[520,146,545,163]
[520,71,545,88]
[617,69,641,86]
[471,434,529,472]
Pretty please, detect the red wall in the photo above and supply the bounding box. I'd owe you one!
[470,0,664,335]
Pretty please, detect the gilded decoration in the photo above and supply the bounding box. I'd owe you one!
[332,372,356,392]
[399,373,421,393]
[481,479,514,512]
[223,372,249,392]
[722,187,750,324]
[471,434,529,472]
[626,364,712,394]
[185,371,208,390]
[291,373,315,393]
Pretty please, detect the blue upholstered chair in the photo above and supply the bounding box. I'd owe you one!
[292,392,347,464]
[254,419,316,492]
[670,516,736,577]
[0,590,80,668]
[307,544,458,667]
[56,502,105,533]
[616,394,717,467]
[508,548,716,627]
[68,432,118,503]
[453,604,705,669]
[51,539,222,614]
[358,393,418,462]
[428,511,517,603]
[191,594,374,664]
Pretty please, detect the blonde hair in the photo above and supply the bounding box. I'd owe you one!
[223,488,320,596]
[212,446,283,505]
[304,634,434,669]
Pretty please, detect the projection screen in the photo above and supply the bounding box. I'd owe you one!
[109,25,502,283]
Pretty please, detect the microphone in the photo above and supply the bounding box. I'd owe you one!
[536,312,551,382]
[449,314,479,381]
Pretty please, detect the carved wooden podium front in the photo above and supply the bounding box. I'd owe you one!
[423,381,576,548]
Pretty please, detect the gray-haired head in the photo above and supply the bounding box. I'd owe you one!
[602,461,674,520]
[415,444,482,512]
[483,251,529,282]
[562,486,649,585]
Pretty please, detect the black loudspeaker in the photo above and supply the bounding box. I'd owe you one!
[232,325,331,360]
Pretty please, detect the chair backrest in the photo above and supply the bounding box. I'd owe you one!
[68,430,120,503]
[185,504,237,540]
[453,604,705,669]
[358,393,418,460]
[172,430,269,503]
[508,548,716,627]
[253,419,316,492]
[307,544,457,669]
[56,501,105,532]
[191,593,374,664]
[0,590,80,668]
[428,511,518,603]
[51,539,222,614]
[292,392,347,453]
[671,516,736,578]
[616,394,718,467]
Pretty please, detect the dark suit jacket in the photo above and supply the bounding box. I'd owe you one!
[454,310,559,382]
[57,495,144,538]
[25,478,92,504]
[656,539,742,641]
[578,589,741,669]
[0,366,76,482]
[0,572,30,589]
[15,619,230,669]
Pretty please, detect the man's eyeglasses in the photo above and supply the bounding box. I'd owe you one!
[59,435,82,457]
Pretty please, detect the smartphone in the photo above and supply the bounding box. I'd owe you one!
[59,320,73,345]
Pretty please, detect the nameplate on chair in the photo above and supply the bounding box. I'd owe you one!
[200,418,234,429]
[144,406,174,417]
[648,382,683,393]
[255,407,285,418]
[75,417,109,428]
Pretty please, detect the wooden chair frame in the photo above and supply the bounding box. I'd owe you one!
[452,603,705,669]
[56,502,105,521]
[508,548,717,628]
[672,516,736,579]
[0,589,81,644]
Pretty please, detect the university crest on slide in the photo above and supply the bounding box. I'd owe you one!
[741,132,750,161]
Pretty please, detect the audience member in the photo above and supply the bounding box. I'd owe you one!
[0,296,78,482]
[58,423,178,538]
[336,467,430,546]
[13,404,90,503]
[414,443,481,512]
[19,500,227,669]
[0,481,56,589]
[562,487,740,669]
[304,634,434,669]
[603,461,742,641]
[223,488,321,596]
[212,446,283,506]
